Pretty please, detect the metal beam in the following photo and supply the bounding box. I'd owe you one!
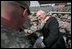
[38,1,71,4]
[50,12,71,14]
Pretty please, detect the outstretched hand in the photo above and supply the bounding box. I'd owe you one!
[36,42,42,48]
[27,29,33,34]
[44,16,50,22]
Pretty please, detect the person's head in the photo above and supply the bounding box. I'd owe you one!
[60,18,67,22]
[60,14,68,22]
[30,17,38,26]
[52,14,57,17]
[36,10,46,21]
[1,1,30,30]
[29,12,36,19]
[31,20,38,26]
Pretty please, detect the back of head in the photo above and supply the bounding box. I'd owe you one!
[1,1,30,30]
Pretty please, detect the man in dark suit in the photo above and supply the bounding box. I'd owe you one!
[36,10,66,48]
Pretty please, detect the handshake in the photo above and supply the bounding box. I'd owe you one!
[27,29,33,34]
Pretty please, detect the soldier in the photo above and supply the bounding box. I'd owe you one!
[24,16,44,37]
[1,1,32,48]
[24,16,42,46]
[65,14,71,48]
[24,17,38,33]
[67,14,71,23]
[59,14,71,48]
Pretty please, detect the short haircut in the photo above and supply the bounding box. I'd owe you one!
[37,10,46,16]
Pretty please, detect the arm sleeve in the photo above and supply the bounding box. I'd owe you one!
[24,29,28,33]
[38,21,46,30]
[43,17,59,47]
[30,26,38,33]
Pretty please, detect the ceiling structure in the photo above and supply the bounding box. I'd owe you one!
[38,1,71,4]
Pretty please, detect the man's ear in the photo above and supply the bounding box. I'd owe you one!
[23,9,27,16]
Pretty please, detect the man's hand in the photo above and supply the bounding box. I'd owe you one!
[36,42,42,48]
[44,16,50,22]
[27,29,33,34]
[64,25,68,28]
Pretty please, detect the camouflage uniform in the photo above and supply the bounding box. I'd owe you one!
[59,21,67,34]
[27,17,46,48]
[67,15,71,23]
[1,1,32,48]
[59,15,71,48]
[29,13,35,19]
[1,25,32,48]
[24,16,46,37]
[65,15,71,48]
[24,16,46,46]
[59,15,69,33]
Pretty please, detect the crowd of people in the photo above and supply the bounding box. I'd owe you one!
[1,1,71,48]
[23,5,71,48]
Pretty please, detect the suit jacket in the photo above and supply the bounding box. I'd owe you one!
[42,17,66,48]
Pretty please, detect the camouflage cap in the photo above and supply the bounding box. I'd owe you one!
[60,15,68,18]
[29,14,34,19]
[47,12,51,15]
[52,14,57,17]
[29,13,36,19]
[64,14,68,18]
[16,1,30,9]
[31,17,38,21]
